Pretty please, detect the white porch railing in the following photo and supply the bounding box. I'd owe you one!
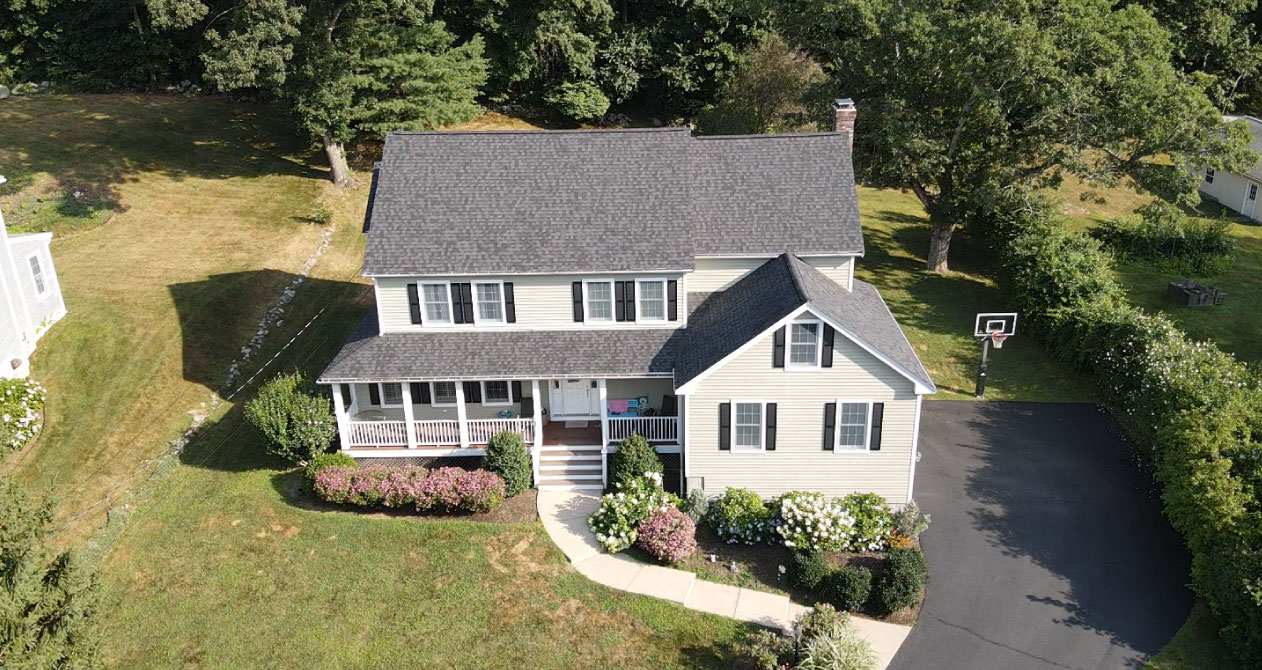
[608,416,679,444]
[468,418,535,444]
[412,420,461,446]
[347,420,409,447]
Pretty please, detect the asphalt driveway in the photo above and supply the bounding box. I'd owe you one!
[889,402,1191,670]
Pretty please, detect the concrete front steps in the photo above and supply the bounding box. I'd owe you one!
[536,444,604,490]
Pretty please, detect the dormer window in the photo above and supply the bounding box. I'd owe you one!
[422,283,452,323]
[788,321,821,368]
[474,282,505,323]
[637,279,666,321]
[584,280,614,321]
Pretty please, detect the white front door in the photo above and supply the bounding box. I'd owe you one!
[552,379,599,418]
[1244,182,1258,220]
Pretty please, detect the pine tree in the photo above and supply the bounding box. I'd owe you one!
[0,476,100,670]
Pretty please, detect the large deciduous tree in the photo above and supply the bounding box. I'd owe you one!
[698,31,827,135]
[1140,0,1262,109]
[202,0,487,185]
[778,0,1254,273]
[0,477,100,669]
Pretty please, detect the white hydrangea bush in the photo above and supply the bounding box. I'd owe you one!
[589,475,678,553]
[776,491,855,552]
[0,378,45,457]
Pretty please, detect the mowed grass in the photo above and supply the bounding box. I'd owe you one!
[856,186,1098,402]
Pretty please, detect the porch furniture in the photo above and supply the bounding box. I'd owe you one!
[1168,280,1226,307]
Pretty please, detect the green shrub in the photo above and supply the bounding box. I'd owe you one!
[839,493,893,551]
[483,431,532,497]
[303,452,356,487]
[791,550,830,591]
[543,81,610,121]
[777,491,853,551]
[708,487,777,545]
[0,378,45,459]
[732,629,793,670]
[794,603,847,642]
[893,501,931,542]
[244,372,337,465]
[874,547,928,615]
[796,622,878,670]
[588,476,680,553]
[682,488,709,523]
[828,565,873,612]
[1092,201,1234,273]
[608,434,663,488]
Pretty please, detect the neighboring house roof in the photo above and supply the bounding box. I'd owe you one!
[319,309,679,382]
[1220,115,1262,181]
[361,129,864,276]
[675,254,935,393]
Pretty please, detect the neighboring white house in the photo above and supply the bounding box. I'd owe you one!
[318,100,936,502]
[0,177,68,378]
[1199,115,1262,221]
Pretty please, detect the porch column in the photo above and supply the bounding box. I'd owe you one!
[598,379,609,487]
[531,379,542,485]
[455,381,470,449]
[401,382,417,449]
[331,383,351,452]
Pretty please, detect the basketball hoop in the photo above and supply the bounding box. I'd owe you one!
[974,312,1018,398]
[988,330,1008,349]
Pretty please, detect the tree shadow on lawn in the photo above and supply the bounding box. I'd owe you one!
[952,402,1189,661]
[0,94,325,217]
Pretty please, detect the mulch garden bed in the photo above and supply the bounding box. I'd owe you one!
[277,469,539,524]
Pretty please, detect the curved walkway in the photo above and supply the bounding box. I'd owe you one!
[537,490,912,669]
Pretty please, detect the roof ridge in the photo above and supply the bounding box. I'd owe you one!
[386,127,693,137]
[781,253,810,303]
[694,132,846,141]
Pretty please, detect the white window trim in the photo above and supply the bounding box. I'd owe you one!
[582,278,616,323]
[26,253,47,298]
[786,319,823,370]
[834,398,874,452]
[420,281,455,327]
[377,382,404,408]
[481,380,513,406]
[471,281,507,325]
[730,399,766,453]
[635,278,667,322]
[430,381,457,407]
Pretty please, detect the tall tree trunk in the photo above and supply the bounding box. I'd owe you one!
[323,135,351,187]
[926,217,954,273]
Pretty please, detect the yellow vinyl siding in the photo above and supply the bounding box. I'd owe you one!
[376,274,684,332]
[686,323,918,504]
[691,256,852,293]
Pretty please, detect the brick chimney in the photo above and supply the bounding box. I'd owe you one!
[832,98,857,149]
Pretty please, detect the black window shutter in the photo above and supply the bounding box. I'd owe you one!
[667,280,678,321]
[614,281,626,322]
[765,403,777,451]
[407,283,422,324]
[822,325,835,368]
[718,403,731,450]
[572,282,584,322]
[459,283,474,323]
[823,402,836,451]
[626,281,636,321]
[412,382,430,404]
[452,285,466,324]
[368,384,381,406]
[504,282,516,323]
[511,380,523,402]
[772,327,786,368]
[869,403,884,451]
[463,381,482,404]
[340,384,352,407]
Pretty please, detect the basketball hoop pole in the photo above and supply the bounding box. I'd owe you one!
[975,336,992,399]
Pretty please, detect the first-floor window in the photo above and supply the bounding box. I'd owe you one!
[422,283,451,323]
[1205,168,1215,184]
[431,381,457,406]
[585,281,613,321]
[28,255,45,295]
[380,382,403,407]
[733,402,764,451]
[837,402,870,449]
[475,282,504,322]
[789,321,820,367]
[1250,183,1258,202]
[483,380,511,405]
[637,279,666,320]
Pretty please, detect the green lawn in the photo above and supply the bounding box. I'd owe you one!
[1146,603,1239,670]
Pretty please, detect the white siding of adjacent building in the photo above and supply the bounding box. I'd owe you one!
[1199,168,1262,222]
[9,235,66,340]
[684,312,920,505]
[375,273,687,333]
[690,256,854,293]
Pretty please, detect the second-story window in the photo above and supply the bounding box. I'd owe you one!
[788,321,821,367]
[422,283,451,323]
[637,279,666,321]
[585,280,614,321]
[475,282,505,323]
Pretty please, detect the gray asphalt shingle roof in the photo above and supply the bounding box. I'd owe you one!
[361,129,863,276]
[322,254,934,393]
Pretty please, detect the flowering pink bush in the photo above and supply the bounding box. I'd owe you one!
[313,464,505,513]
[636,506,697,563]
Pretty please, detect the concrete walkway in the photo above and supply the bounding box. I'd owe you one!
[537,490,912,669]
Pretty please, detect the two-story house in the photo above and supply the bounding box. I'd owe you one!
[318,100,936,503]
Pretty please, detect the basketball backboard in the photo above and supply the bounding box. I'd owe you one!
[974,312,1018,338]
